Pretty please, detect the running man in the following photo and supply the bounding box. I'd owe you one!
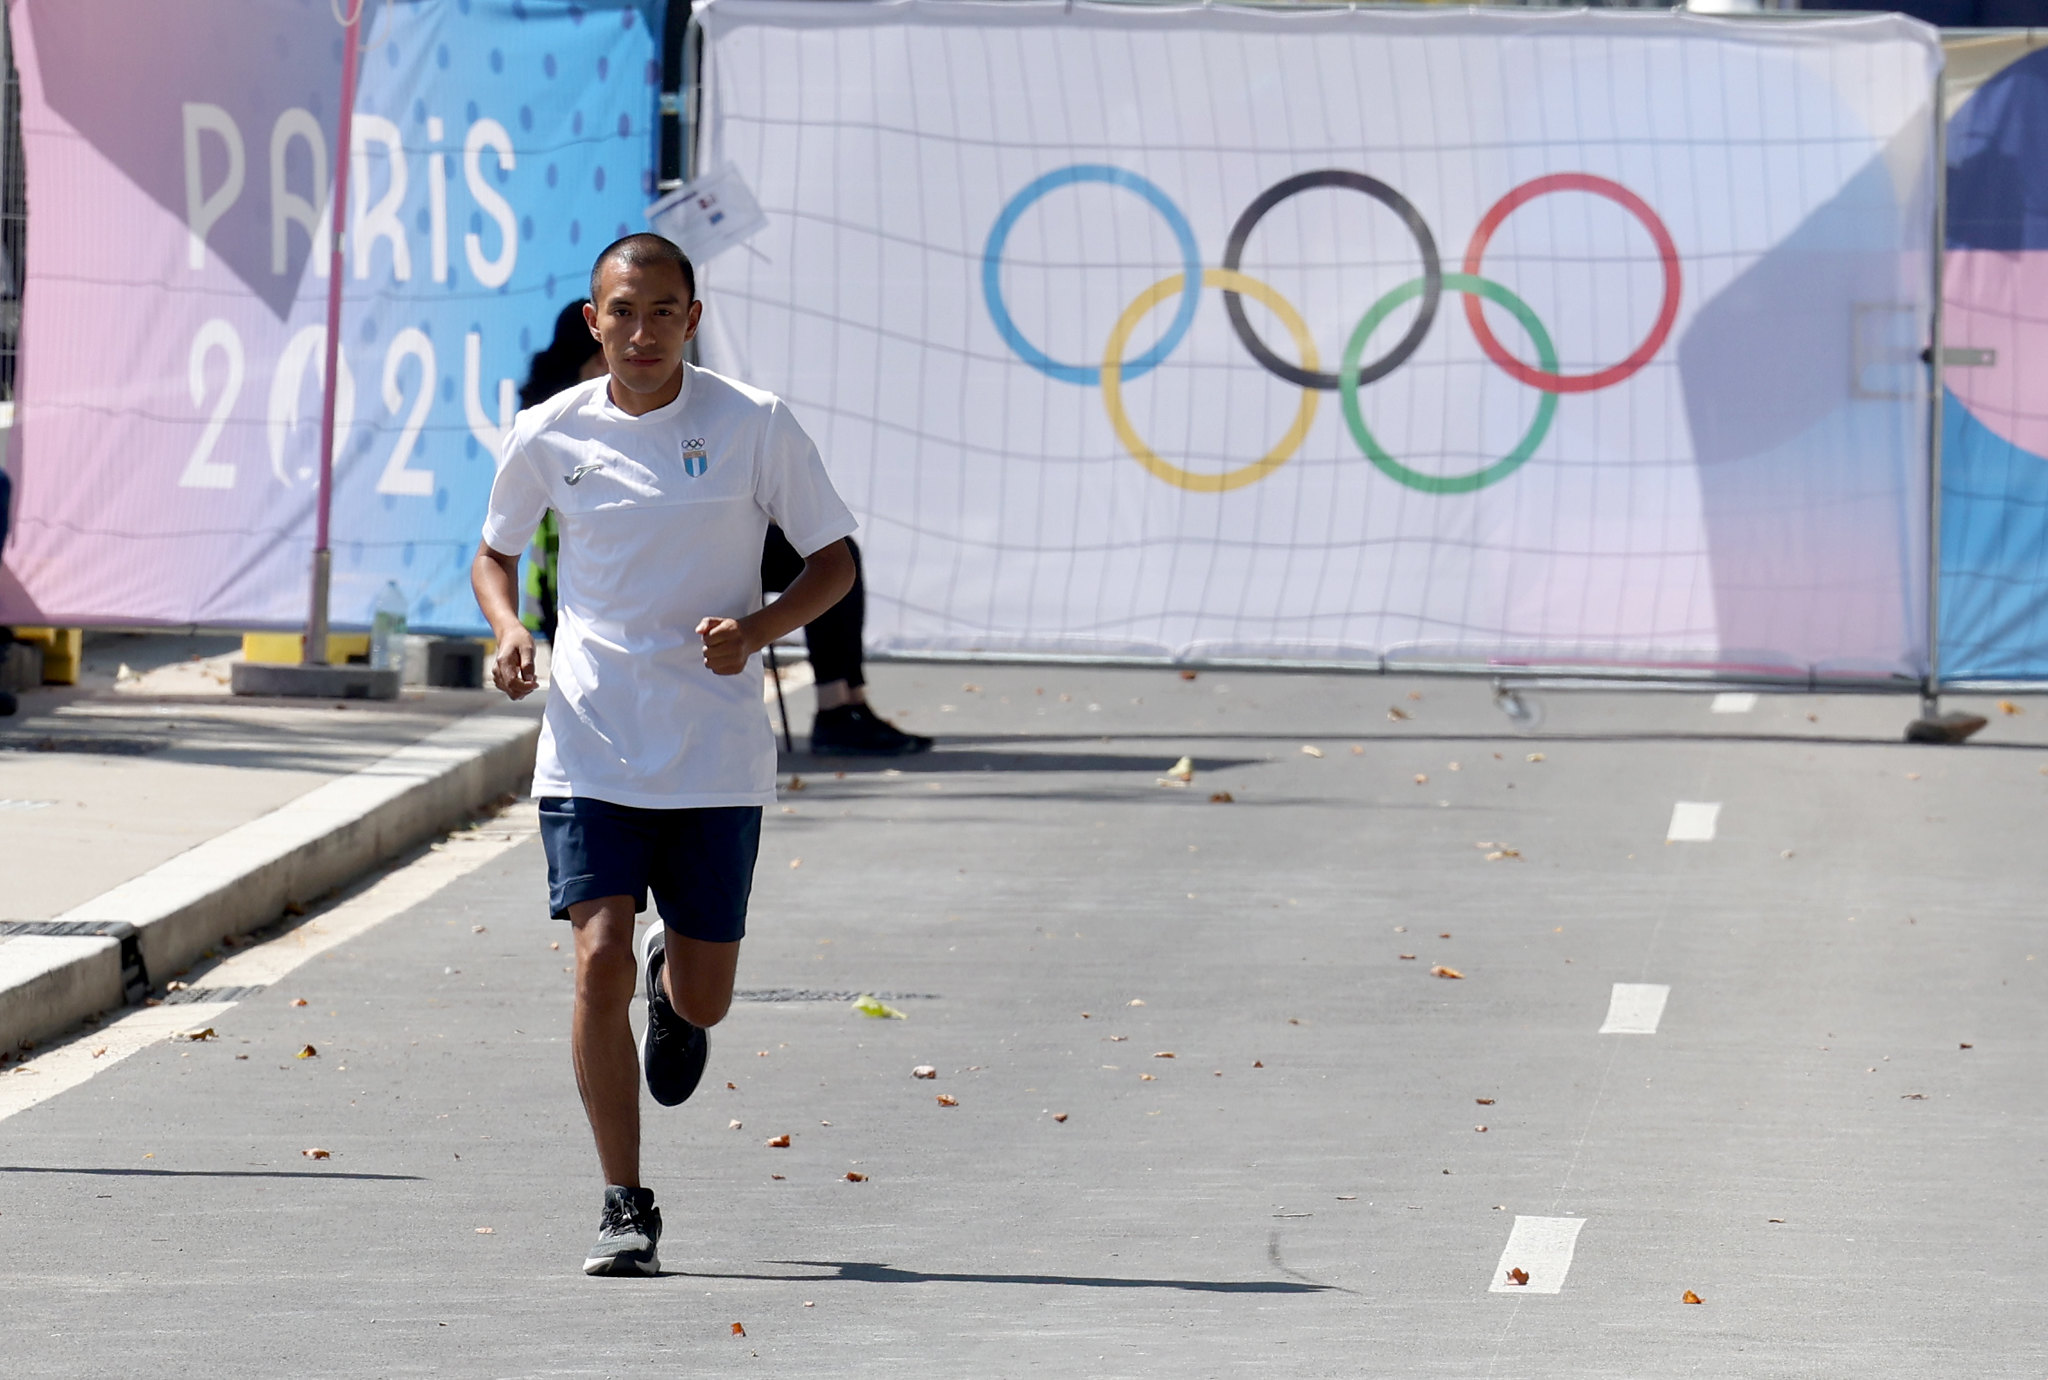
[471,233,857,1276]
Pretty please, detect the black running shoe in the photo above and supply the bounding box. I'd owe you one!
[808,703,933,756]
[583,1184,661,1277]
[640,923,708,1108]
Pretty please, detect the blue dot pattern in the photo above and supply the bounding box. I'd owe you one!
[321,0,659,633]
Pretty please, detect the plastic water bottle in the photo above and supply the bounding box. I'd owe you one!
[370,581,408,672]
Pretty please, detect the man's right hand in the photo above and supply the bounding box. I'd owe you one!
[492,625,539,699]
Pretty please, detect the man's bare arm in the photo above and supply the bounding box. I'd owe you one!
[697,538,856,676]
[471,540,538,699]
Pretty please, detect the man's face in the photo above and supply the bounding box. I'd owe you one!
[584,259,702,396]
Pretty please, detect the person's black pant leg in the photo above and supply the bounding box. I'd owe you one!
[760,525,865,690]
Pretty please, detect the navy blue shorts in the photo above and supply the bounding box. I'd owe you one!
[537,796,762,943]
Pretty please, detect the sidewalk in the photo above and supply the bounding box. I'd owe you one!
[0,631,542,1053]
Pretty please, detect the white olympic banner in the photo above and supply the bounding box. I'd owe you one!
[695,0,1940,679]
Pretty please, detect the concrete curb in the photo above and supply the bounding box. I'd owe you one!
[0,709,539,1055]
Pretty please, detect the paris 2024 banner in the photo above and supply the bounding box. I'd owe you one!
[695,1,1941,680]
[0,0,659,633]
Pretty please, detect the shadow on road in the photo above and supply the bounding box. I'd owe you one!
[780,749,1260,774]
[668,1259,1331,1293]
[0,1164,424,1181]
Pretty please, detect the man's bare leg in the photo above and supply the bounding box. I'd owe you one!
[662,931,741,1029]
[569,896,641,1187]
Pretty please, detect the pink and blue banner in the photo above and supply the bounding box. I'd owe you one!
[0,0,659,633]
[1938,46,2048,682]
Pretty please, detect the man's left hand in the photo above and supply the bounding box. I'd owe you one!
[696,616,755,676]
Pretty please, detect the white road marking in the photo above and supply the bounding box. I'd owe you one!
[203,805,538,989]
[1599,983,1671,1034]
[1666,801,1720,842]
[1710,692,1757,714]
[0,802,539,1126]
[1489,1215,1587,1294]
[0,1002,236,1122]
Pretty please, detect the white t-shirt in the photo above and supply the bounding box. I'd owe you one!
[481,365,857,809]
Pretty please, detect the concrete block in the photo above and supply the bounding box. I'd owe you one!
[425,639,485,689]
[231,662,400,701]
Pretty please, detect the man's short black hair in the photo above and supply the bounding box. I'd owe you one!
[589,233,695,306]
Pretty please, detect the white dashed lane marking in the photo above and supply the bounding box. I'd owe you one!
[1710,692,1757,714]
[1599,983,1671,1034]
[1666,801,1720,842]
[1489,1216,1587,1294]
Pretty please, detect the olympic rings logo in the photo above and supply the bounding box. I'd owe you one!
[982,165,1681,495]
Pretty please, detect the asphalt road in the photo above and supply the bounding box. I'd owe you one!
[2,666,2044,1378]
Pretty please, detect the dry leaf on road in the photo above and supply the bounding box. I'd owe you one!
[1413,773,1428,785]
[851,995,907,1020]
[1682,1291,1703,1305]
[729,1120,743,1130]
[935,1094,958,1107]
[1387,706,1410,721]
[731,1323,746,1337]
[301,1148,331,1160]
[1153,1051,1176,1059]
[1430,965,1465,979]
[1052,1113,1068,1123]
[1506,1268,1529,1286]
[1526,752,1545,763]
[1208,791,1235,803]
[1476,1098,1495,1105]
[845,1171,869,1182]
[182,1028,217,1042]
[766,1135,791,1148]
[1475,1125,1488,1132]
[1140,1073,1156,1081]
[1301,745,1324,758]
[475,1227,494,1234]
[1166,756,1195,782]
[295,1044,317,1058]
[291,998,308,1006]
[1399,953,1417,960]
[1485,849,1522,861]
[1999,700,2022,715]
[912,1065,937,1079]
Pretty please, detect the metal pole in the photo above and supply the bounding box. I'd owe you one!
[765,641,793,755]
[1922,66,1949,718]
[682,14,703,185]
[307,0,363,666]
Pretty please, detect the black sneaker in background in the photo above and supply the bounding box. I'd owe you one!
[583,1185,661,1277]
[808,703,933,756]
[640,923,708,1108]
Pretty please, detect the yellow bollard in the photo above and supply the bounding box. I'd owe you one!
[14,627,82,685]
[241,631,374,666]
